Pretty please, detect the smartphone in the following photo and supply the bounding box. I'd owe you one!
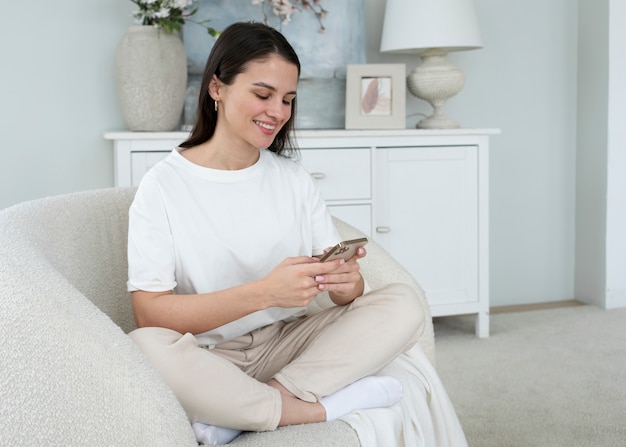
[317,237,368,262]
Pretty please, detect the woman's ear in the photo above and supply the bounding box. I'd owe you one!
[208,75,221,101]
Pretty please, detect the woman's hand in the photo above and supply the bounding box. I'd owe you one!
[259,256,348,308]
[315,246,367,305]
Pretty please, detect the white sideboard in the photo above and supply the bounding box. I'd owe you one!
[104,129,499,337]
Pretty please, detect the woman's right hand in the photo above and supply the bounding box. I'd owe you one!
[259,256,345,308]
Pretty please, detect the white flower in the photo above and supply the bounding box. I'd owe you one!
[166,0,193,9]
[129,0,328,35]
[266,0,298,23]
[155,7,171,18]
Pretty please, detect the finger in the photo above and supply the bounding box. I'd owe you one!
[326,260,360,275]
[284,256,320,266]
[346,247,366,261]
[302,258,346,275]
[330,258,362,275]
[317,281,356,294]
[317,270,360,286]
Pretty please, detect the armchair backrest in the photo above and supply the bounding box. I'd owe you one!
[0,188,197,446]
[0,187,138,333]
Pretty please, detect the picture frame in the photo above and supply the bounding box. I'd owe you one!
[345,64,406,130]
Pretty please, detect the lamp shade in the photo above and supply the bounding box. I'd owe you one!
[380,0,483,54]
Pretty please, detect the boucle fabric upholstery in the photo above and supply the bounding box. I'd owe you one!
[0,187,434,446]
[312,217,435,361]
[0,188,196,446]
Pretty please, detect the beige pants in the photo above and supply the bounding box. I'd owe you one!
[129,283,424,431]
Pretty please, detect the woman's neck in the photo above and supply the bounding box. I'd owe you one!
[182,137,260,170]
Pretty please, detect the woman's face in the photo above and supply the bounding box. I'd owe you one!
[213,54,298,151]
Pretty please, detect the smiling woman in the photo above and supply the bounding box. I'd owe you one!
[195,54,299,165]
[180,21,301,157]
[125,21,426,446]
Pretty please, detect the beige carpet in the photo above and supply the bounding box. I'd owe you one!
[433,304,626,447]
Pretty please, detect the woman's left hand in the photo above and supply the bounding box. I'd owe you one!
[315,246,367,305]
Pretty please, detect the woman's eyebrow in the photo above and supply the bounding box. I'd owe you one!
[252,82,297,96]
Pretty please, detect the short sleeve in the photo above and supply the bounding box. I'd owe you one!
[127,177,177,292]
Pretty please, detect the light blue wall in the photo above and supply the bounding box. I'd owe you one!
[576,0,626,309]
[367,0,579,306]
[0,0,582,307]
[1,0,134,209]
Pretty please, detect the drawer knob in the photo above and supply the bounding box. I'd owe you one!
[376,226,391,234]
[310,172,326,180]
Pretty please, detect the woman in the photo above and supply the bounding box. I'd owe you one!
[127,22,424,445]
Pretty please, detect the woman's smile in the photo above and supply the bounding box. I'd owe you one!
[254,119,278,134]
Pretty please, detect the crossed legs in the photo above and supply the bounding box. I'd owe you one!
[129,283,424,441]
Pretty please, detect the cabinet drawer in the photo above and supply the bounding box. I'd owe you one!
[299,148,371,201]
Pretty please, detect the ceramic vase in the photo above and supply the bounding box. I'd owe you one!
[115,25,187,131]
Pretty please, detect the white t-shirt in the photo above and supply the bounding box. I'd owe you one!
[127,148,341,346]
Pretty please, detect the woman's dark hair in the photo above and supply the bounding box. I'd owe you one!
[180,22,301,157]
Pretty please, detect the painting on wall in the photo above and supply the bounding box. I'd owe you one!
[182,0,366,129]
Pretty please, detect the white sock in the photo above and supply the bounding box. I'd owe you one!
[191,422,242,445]
[319,375,403,421]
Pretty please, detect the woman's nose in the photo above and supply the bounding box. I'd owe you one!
[267,99,289,121]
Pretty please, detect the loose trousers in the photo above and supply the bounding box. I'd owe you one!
[129,283,424,431]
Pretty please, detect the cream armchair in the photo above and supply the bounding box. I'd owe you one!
[0,187,442,447]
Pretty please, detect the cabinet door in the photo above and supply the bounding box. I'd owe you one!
[375,146,478,308]
[126,138,182,186]
[131,151,170,185]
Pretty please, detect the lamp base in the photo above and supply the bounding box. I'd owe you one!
[407,48,465,129]
[415,113,460,129]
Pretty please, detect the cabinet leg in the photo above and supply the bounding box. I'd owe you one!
[475,311,490,338]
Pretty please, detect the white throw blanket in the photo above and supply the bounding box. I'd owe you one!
[341,344,468,447]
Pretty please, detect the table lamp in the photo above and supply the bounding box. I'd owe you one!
[380,0,482,129]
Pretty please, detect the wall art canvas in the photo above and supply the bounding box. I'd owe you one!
[182,0,366,129]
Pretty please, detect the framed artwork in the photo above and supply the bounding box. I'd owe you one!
[345,64,406,129]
